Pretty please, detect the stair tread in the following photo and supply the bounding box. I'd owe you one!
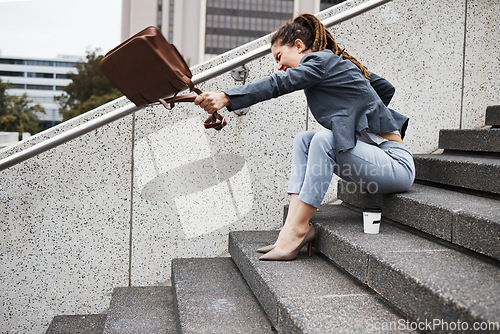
[312,204,500,326]
[414,152,500,194]
[441,128,499,133]
[171,257,275,333]
[486,105,500,126]
[439,128,500,152]
[45,314,106,334]
[415,153,500,165]
[337,181,500,260]
[344,182,499,221]
[229,231,417,333]
[102,286,177,334]
[401,183,498,219]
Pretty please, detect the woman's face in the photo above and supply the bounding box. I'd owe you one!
[271,39,311,71]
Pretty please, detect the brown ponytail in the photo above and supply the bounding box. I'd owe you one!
[271,13,370,79]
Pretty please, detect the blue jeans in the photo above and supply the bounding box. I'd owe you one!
[287,130,415,208]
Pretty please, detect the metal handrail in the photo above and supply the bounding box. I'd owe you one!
[0,0,392,171]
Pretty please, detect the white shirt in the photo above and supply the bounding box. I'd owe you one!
[359,129,401,145]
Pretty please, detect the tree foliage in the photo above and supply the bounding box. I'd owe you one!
[0,79,45,136]
[57,49,121,121]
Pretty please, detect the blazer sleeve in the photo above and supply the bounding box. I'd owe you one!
[369,72,395,106]
[224,53,326,111]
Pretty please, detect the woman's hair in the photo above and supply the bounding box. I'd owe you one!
[271,13,370,79]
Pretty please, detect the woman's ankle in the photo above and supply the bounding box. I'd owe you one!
[274,222,310,249]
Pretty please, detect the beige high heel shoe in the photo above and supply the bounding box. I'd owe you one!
[256,244,275,253]
[259,224,316,261]
[256,222,313,253]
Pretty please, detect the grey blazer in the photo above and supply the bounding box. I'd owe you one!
[224,49,408,153]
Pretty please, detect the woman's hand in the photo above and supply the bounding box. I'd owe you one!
[194,92,231,114]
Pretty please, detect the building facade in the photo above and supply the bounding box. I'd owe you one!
[0,55,80,127]
[121,0,345,66]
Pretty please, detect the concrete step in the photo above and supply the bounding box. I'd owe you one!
[337,180,500,261]
[414,153,500,194]
[228,230,417,333]
[486,105,500,127]
[102,286,177,334]
[312,204,500,333]
[439,128,500,153]
[45,314,106,334]
[171,257,275,334]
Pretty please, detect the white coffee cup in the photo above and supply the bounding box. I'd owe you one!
[363,206,382,234]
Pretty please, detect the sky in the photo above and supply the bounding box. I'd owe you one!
[0,0,122,59]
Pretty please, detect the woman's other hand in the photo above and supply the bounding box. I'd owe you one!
[194,92,230,114]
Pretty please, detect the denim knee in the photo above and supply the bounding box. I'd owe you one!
[309,130,335,158]
[293,131,316,151]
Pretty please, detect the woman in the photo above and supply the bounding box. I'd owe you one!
[194,14,415,261]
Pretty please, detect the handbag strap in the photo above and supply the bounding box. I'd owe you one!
[157,75,227,130]
[203,111,227,130]
[158,93,198,109]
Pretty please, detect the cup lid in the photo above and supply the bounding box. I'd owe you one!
[363,205,382,213]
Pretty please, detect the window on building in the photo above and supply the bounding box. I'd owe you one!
[157,0,163,30]
[0,58,23,65]
[204,0,293,55]
[168,0,175,41]
[0,58,77,68]
[54,61,77,68]
[0,71,24,77]
[7,83,25,89]
[26,84,54,91]
[56,73,72,79]
[27,72,54,79]
[26,60,54,66]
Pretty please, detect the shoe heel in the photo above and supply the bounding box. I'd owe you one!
[307,241,313,257]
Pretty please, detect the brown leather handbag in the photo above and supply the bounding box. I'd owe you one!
[99,26,226,130]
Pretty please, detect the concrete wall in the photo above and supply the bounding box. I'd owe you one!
[0,98,133,332]
[1,0,498,332]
